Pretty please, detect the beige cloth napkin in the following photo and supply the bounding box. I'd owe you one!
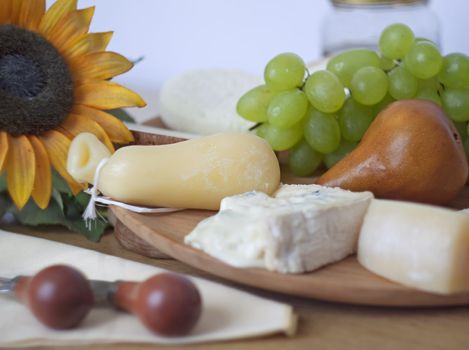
[0,230,296,347]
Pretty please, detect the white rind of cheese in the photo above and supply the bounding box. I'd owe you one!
[358,199,469,295]
[185,185,373,274]
[159,69,261,135]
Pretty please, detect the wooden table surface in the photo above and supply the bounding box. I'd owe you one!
[3,224,469,350]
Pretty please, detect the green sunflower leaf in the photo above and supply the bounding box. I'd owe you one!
[0,174,6,192]
[14,199,66,227]
[60,191,109,241]
[74,191,92,209]
[106,108,136,123]
[51,188,64,212]
[0,176,8,218]
[131,56,144,65]
[14,194,109,242]
[65,215,109,242]
[52,170,73,196]
[2,163,109,241]
[0,192,11,218]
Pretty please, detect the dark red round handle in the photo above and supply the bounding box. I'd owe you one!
[15,265,94,329]
[112,273,202,336]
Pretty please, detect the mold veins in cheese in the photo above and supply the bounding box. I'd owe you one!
[185,185,373,274]
[358,200,469,294]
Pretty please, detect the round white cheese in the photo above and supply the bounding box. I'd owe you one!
[159,69,261,135]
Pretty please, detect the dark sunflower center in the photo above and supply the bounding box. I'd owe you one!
[0,24,74,136]
[0,54,47,98]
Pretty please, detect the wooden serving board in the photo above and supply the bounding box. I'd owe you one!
[114,121,469,306]
[111,197,469,307]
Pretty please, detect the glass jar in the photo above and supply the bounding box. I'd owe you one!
[321,0,440,56]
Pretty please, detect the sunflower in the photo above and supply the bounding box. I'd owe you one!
[0,0,145,210]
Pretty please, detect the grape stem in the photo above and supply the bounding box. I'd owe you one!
[249,123,261,131]
[438,83,445,95]
[300,68,311,90]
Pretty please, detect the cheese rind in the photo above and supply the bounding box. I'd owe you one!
[358,199,469,294]
[67,133,112,184]
[185,185,373,273]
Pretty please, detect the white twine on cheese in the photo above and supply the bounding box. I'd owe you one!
[83,158,183,228]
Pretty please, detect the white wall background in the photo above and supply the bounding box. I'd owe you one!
[55,0,469,121]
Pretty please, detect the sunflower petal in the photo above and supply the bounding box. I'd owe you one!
[40,130,85,195]
[72,52,133,81]
[0,0,13,23]
[8,0,22,25]
[29,136,52,209]
[72,105,134,144]
[75,81,146,110]
[59,114,115,152]
[19,0,46,31]
[6,135,35,209]
[39,0,77,36]
[47,7,95,50]
[63,32,114,60]
[0,132,9,172]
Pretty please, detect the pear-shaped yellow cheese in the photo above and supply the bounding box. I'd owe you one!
[68,132,280,210]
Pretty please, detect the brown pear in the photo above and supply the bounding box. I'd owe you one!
[317,100,468,204]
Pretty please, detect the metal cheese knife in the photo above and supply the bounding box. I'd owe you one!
[0,276,18,294]
[0,265,202,336]
[0,275,114,304]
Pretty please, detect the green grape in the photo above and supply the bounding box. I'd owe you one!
[441,88,469,122]
[379,54,396,71]
[414,77,442,105]
[263,122,303,151]
[304,70,345,113]
[326,49,380,87]
[404,41,443,79]
[267,89,308,128]
[237,85,273,122]
[438,53,469,89]
[324,140,357,169]
[415,87,442,106]
[338,98,374,142]
[255,123,268,138]
[388,66,418,100]
[419,77,440,89]
[264,52,306,91]
[304,108,341,154]
[350,66,388,105]
[372,93,396,117]
[415,37,438,47]
[288,139,323,176]
[379,23,415,60]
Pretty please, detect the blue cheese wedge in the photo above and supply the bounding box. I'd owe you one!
[185,184,373,274]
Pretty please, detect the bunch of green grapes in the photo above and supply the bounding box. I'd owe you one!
[237,23,469,176]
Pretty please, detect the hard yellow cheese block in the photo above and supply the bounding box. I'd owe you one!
[358,199,469,294]
[67,132,280,210]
